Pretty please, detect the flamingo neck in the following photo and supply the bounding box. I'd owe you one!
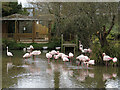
[7,48,8,53]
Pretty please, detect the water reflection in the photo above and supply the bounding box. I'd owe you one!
[2,50,119,89]
[7,62,15,74]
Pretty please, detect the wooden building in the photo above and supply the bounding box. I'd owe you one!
[2,14,54,43]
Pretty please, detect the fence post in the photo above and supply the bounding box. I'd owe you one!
[61,34,63,52]
[76,35,78,52]
[32,20,35,43]
[15,20,18,42]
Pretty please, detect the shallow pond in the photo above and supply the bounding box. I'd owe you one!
[2,50,120,89]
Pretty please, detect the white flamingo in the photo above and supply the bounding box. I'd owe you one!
[7,46,13,60]
[46,52,52,63]
[30,45,34,49]
[103,53,113,66]
[55,47,61,50]
[26,45,34,52]
[29,45,34,52]
[69,52,74,63]
[23,48,27,52]
[69,52,74,58]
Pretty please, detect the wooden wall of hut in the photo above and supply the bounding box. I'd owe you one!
[2,21,8,38]
[34,22,48,40]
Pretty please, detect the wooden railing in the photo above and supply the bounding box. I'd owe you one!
[3,33,15,38]
[17,33,32,38]
[2,33,49,42]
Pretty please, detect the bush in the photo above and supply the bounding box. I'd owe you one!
[90,42,120,66]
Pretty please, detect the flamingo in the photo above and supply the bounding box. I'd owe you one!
[23,48,27,52]
[57,52,64,58]
[87,48,92,53]
[81,56,90,67]
[54,54,60,60]
[79,41,92,54]
[43,46,48,50]
[112,57,117,66]
[29,45,34,52]
[84,60,95,68]
[69,52,74,63]
[61,54,69,59]
[103,53,113,66]
[30,45,34,49]
[26,45,34,52]
[55,47,61,50]
[113,57,117,63]
[46,52,52,63]
[62,57,69,65]
[6,46,13,60]
[30,50,41,60]
[31,50,41,55]
[49,50,58,55]
[23,53,32,61]
[76,54,90,67]
[76,54,85,66]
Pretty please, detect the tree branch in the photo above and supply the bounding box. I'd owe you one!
[106,15,115,36]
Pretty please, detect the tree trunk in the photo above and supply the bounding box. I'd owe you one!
[100,36,108,48]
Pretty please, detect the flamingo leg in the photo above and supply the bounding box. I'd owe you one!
[64,62,65,65]
[106,61,107,66]
[78,62,80,66]
[81,62,83,68]
[48,58,49,63]
[87,64,88,68]
[70,59,71,63]
[34,56,36,61]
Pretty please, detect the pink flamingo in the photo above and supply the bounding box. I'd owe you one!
[46,52,52,63]
[49,50,58,55]
[112,57,117,66]
[113,57,117,63]
[30,50,41,60]
[84,60,95,68]
[61,54,69,59]
[103,53,113,66]
[23,53,31,61]
[62,57,69,65]
[76,54,90,67]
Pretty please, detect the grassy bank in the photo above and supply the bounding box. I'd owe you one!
[2,38,61,50]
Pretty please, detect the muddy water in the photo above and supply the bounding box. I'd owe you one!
[2,50,119,89]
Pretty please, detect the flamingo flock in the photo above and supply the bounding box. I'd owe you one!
[6,42,118,67]
[22,45,41,61]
